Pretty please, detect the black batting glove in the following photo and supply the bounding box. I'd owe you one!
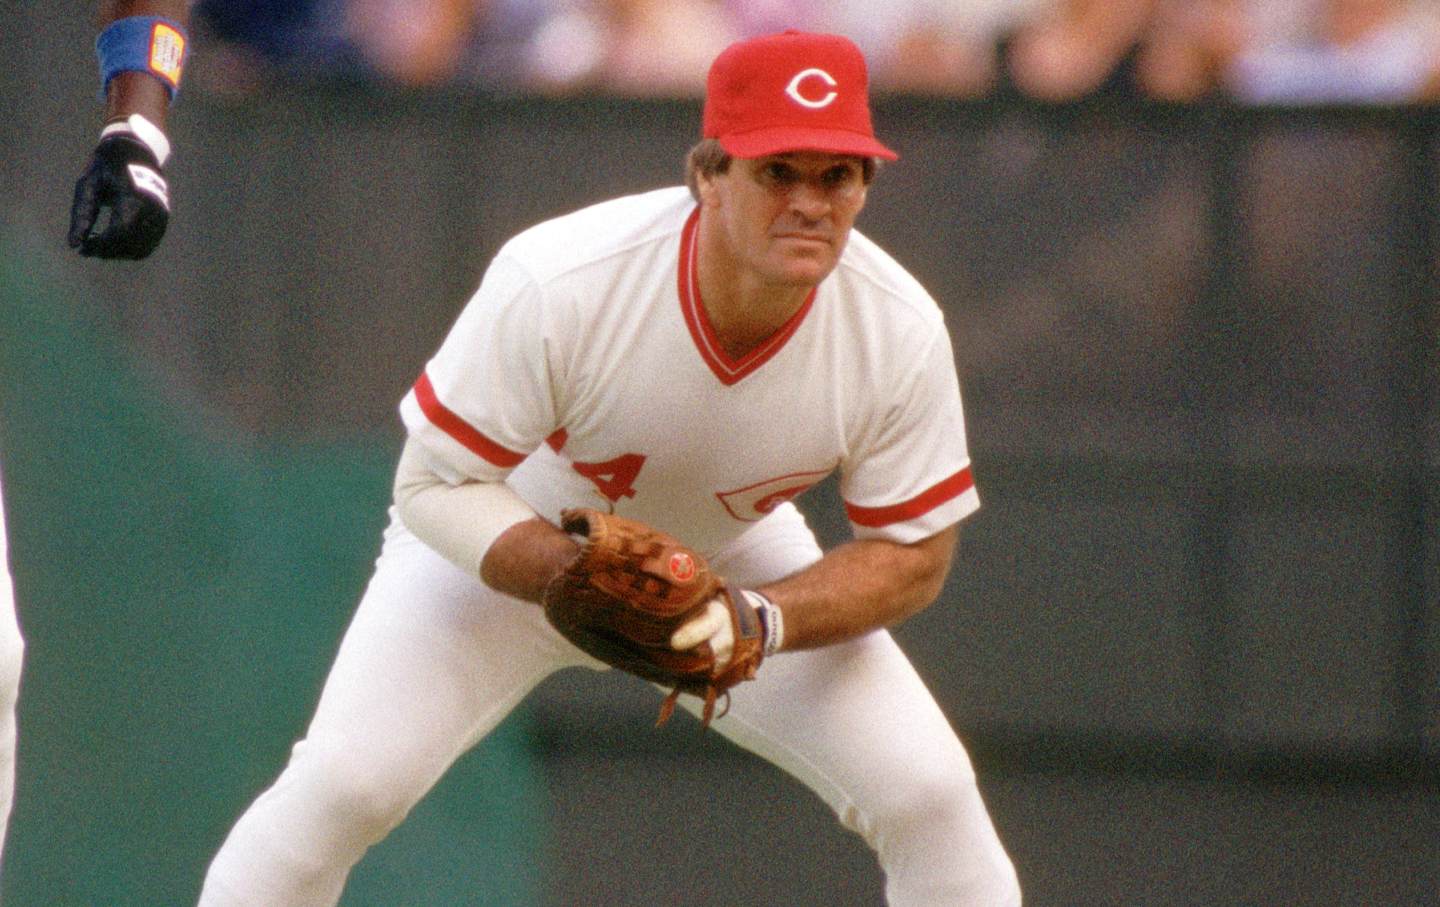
[68,123,171,260]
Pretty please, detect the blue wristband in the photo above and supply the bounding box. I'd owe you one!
[96,16,189,99]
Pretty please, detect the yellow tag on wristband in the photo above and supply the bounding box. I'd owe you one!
[149,23,186,87]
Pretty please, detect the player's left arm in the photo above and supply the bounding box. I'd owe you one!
[734,312,968,652]
[751,525,958,651]
[69,0,194,259]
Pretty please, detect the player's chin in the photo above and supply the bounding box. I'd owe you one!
[770,251,838,286]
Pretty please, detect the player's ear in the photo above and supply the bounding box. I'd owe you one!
[695,170,724,208]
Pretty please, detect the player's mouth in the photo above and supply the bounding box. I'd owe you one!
[774,232,831,247]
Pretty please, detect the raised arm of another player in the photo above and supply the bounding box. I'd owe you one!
[68,0,194,259]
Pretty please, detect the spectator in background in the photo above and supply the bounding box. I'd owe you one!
[529,0,1015,97]
[525,0,740,95]
[341,0,493,86]
[727,1,1044,97]
[1131,0,1249,101]
[796,0,1022,96]
[1138,0,1440,103]
[996,0,1159,100]
[193,0,350,86]
[191,0,1440,104]
[194,0,550,90]
[1230,0,1440,102]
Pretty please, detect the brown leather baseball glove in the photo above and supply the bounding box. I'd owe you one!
[543,508,764,727]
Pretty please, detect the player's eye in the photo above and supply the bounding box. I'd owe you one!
[762,162,799,185]
[821,166,857,188]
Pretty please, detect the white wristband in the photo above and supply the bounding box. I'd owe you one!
[101,113,171,167]
[743,590,784,657]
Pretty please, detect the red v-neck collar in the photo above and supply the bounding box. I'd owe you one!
[676,207,816,387]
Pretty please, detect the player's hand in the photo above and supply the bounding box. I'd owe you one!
[671,598,737,669]
[68,121,171,260]
[670,590,782,669]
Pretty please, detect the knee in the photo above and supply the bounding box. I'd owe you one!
[871,757,976,838]
[282,741,419,848]
[201,743,422,904]
[870,762,1022,904]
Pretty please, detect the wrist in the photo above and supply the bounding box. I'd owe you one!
[743,590,784,656]
[101,113,171,167]
[96,16,189,100]
[104,69,173,132]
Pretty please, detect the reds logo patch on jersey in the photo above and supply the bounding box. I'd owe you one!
[717,470,830,522]
[401,187,979,556]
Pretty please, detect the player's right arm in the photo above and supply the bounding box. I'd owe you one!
[392,437,578,601]
[68,1,194,259]
[395,253,580,597]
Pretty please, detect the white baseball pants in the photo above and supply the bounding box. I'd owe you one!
[197,503,1019,906]
[0,470,26,879]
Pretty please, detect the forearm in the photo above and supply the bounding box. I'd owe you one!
[99,0,192,26]
[393,437,577,601]
[757,526,957,651]
[480,518,580,603]
[98,1,193,127]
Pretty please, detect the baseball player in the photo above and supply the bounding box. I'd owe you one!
[0,0,194,879]
[0,470,21,877]
[69,1,193,260]
[198,30,1021,906]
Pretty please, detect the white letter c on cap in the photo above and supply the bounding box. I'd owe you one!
[785,68,838,109]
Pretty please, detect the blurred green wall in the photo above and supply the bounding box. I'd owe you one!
[0,239,545,906]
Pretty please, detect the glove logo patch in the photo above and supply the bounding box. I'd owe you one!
[668,552,698,582]
[127,164,170,209]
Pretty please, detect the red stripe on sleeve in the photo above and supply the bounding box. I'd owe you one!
[412,372,526,468]
[844,467,974,528]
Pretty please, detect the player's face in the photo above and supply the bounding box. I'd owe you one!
[702,152,868,288]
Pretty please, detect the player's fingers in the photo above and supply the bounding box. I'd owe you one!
[67,175,103,248]
[710,616,735,668]
[80,198,165,260]
[78,209,130,258]
[670,599,727,651]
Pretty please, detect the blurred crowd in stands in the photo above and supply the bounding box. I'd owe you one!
[192,0,1440,103]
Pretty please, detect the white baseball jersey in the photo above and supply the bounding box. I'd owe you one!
[400,186,978,556]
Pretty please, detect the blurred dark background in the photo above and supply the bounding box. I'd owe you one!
[1,2,1436,905]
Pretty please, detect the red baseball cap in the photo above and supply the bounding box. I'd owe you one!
[702,30,898,161]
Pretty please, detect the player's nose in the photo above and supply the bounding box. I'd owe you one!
[788,181,831,222]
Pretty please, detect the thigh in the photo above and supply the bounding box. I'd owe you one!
[296,512,587,788]
[0,473,21,686]
[706,631,974,819]
[705,504,974,816]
